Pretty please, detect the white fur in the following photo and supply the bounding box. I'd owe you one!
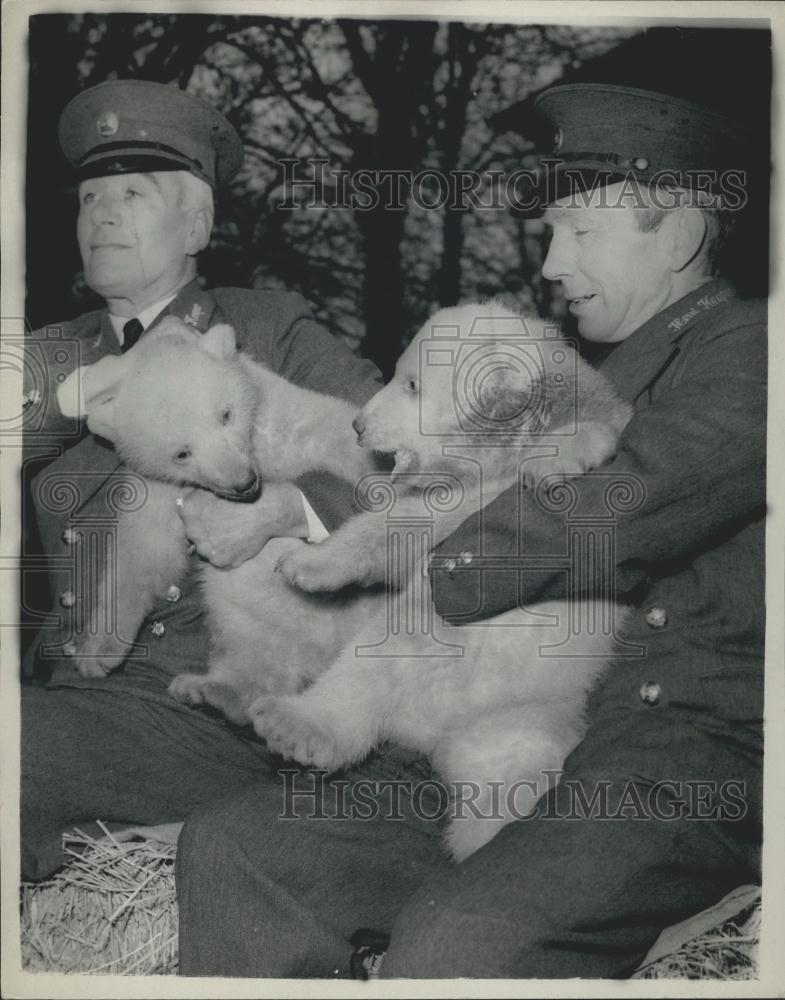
[254,302,633,858]
[68,304,632,859]
[67,316,378,712]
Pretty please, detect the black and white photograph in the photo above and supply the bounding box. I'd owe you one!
[2,1,784,996]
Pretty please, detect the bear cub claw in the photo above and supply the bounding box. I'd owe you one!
[168,674,253,725]
[168,673,209,706]
[275,545,354,593]
[250,694,347,771]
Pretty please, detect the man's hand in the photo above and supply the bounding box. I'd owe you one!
[176,483,309,569]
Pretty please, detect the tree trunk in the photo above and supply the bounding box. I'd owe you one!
[436,24,481,308]
[342,20,438,377]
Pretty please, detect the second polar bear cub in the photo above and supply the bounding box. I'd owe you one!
[256,300,633,859]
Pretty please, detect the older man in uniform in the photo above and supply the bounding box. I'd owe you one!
[20,79,404,880]
[175,85,766,979]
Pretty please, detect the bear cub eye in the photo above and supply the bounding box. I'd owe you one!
[173,448,192,464]
[220,407,233,425]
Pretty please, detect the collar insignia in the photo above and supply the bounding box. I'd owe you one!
[183,303,205,328]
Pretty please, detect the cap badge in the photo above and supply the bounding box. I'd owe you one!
[96,111,119,137]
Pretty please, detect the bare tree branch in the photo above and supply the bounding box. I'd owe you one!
[221,35,339,158]
[278,23,367,141]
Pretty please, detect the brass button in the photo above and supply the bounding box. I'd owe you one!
[443,558,457,574]
[59,590,76,608]
[150,621,166,638]
[166,584,182,603]
[62,528,79,545]
[639,681,662,706]
[458,551,473,566]
[62,641,77,657]
[633,156,650,171]
[645,606,668,629]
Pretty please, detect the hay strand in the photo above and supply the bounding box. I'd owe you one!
[632,896,760,980]
[20,826,178,975]
[21,825,760,980]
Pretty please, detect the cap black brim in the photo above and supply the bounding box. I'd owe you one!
[508,163,632,218]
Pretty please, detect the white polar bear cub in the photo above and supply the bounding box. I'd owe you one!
[56,315,379,720]
[253,301,634,859]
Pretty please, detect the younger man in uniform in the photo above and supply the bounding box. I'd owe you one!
[176,85,766,980]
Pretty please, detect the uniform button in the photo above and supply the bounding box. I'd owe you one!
[645,606,668,628]
[639,681,662,705]
[59,590,76,608]
[458,551,473,565]
[62,528,80,545]
[443,558,457,574]
[150,621,166,638]
[62,641,77,657]
[633,156,650,171]
[166,584,182,603]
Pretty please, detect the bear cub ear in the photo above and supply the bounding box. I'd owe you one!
[199,323,238,360]
[481,365,548,430]
[144,315,237,360]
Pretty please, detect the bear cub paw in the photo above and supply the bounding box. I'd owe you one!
[250,694,349,771]
[275,544,357,593]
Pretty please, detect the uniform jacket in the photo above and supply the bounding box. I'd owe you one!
[22,281,382,694]
[431,279,766,730]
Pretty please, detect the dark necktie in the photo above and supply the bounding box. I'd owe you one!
[121,318,144,353]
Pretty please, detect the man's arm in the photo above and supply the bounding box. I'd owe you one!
[214,288,384,533]
[431,319,767,621]
[269,299,385,529]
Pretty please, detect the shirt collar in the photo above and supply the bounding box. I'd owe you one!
[108,293,179,345]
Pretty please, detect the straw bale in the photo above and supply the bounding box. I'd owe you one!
[632,894,761,980]
[21,824,760,980]
[20,824,178,975]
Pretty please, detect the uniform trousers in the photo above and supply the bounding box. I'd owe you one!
[21,682,761,978]
[20,679,433,881]
[176,705,762,979]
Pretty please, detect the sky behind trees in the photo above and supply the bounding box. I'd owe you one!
[26,16,769,373]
